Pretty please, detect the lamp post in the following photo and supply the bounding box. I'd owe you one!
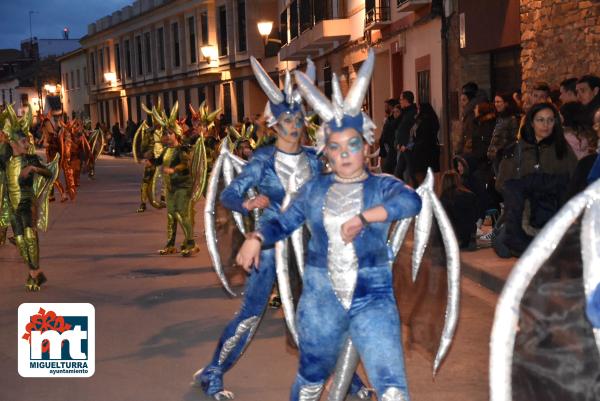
[200,45,217,64]
[257,21,274,54]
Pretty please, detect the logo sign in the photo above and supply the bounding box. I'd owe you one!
[18,303,95,377]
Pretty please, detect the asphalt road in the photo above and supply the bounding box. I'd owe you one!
[0,155,497,401]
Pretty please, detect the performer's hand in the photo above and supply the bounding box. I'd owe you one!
[19,165,36,178]
[144,159,152,168]
[163,167,175,174]
[235,236,262,272]
[341,215,364,244]
[243,195,270,211]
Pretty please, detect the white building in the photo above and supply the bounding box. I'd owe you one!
[0,77,40,115]
[58,48,90,119]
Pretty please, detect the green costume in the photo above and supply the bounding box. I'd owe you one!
[1,106,59,291]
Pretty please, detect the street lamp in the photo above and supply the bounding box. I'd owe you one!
[257,21,273,45]
[104,72,116,83]
[200,45,217,64]
[44,84,57,94]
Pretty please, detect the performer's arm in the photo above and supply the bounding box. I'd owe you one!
[220,158,266,215]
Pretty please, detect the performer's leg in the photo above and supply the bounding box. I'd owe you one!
[159,213,178,255]
[349,267,410,401]
[0,226,7,246]
[290,267,348,401]
[174,189,197,256]
[194,249,277,397]
[72,159,81,187]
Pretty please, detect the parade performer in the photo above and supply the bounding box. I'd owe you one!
[69,119,90,188]
[0,108,10,246]
[236,50,458,401]
[40,115,68,202]
[58,120,80,200]
[151,102,206,256]
[133,102,169,213]
[193,57,326,400]
[1,107,59,290]
[84,120,104,179]
[490,172,600,400]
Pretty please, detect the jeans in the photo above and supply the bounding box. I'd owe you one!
[290,265,410,401]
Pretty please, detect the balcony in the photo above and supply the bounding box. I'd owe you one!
[397,0,431,12]
[279,19,351,61]
[365,6,391,30]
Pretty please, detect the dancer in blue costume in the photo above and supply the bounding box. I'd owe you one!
[236,50,421,401]
[194,57,328,400]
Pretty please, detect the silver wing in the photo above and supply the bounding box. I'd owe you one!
[204,137,260,297]
[489,178,600,401]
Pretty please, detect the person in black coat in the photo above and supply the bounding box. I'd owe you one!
[394,91,418,180]
[410,102,440,185]
[379,99,400,174]
[440,170,478,249]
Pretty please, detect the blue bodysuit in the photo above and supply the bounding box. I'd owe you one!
[258,172,422,401]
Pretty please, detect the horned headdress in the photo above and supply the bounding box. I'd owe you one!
[250,56,315,127]
[294,49,376,150]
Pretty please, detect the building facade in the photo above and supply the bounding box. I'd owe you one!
[276,0,446,152]
[58,48,90,119]
[81,0,279,129]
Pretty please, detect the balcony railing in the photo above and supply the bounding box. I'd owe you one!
[397,0,431,11]
[365,6,391,29]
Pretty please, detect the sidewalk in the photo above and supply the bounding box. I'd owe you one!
[460,246,515,294]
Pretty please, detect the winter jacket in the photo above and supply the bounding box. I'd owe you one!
[471,113,495,163]
[411,114,440,173]
[487,114,518,162]
[457,98,478,155]
[394,104,418,148]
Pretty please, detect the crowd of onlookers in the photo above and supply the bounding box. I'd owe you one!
[441,77,599,256]
[377,75,600,257]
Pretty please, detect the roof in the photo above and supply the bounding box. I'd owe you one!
[56,47,85,62]
[0,49,24,63]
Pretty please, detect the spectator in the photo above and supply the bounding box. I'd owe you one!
[560,102,592,160]
[576,75,600,125]
[457,82,480,155]
[559,77,579,105]
[495,103,578,257]
[440,170,478,250]
[394,91,418,180]
[567,108,600,197]
[472,101,496,170]
[488,93,519,173]
[453,155,491,231]
[411,102,440,185]
[111,122,122,157]
[379,98,400,174]
[531,82,551,105]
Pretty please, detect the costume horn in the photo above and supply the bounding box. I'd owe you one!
[343,49,375,116]
[294,70,336,123]
[250,56,284,105]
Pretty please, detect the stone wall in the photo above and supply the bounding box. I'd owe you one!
[520,0,600,92]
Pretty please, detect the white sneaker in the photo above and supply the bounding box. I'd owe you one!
[479,231,495,241]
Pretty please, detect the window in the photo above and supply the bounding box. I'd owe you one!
[237,0,246,52]
[136,36,143,76]
[172,22,181,68]
[163,92,170,111]
[145,32,152,73]
[201,12,209,45]
[184,88,191,118]
[417,70,431,104]
[89,53,95,85]
[115,43,122,80]
[223,83,232,123]
[299,0,312,33]
[106,47,111,72]
[84,66,88,85]
[71,71,75,89]
[157,28,165,71]
[136,95,142,123]
[198,86,206,105]
[218,6,228,56]
[64,73,68,90]
[76,69,80,88]
[125,40,132,78]
[188,16,197,63]
[290,1,299,40]
[236,80,244,122]
[280,10,288,45]
[99,48,104,81]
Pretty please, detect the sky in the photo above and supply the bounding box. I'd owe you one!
[0,0,133,49]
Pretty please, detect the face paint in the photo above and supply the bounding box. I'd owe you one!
[341,151,349,158]
[348,137,363,154]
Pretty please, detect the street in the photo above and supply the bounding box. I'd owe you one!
[0,156,497,401]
